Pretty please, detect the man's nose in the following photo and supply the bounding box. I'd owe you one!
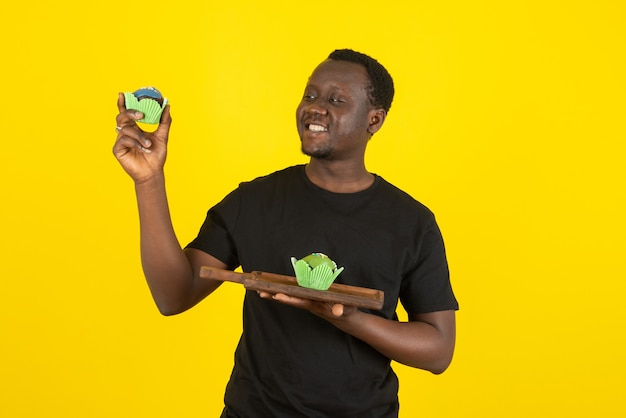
[305,101,328,116]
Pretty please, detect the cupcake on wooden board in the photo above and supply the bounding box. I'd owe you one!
[290,253,344,291]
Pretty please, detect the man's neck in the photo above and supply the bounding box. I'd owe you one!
[305,160,374,193]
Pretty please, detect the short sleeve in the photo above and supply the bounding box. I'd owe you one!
[399,218,459,315]
[185,188,241,270]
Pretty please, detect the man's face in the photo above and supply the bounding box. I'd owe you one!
[296,60,375,160]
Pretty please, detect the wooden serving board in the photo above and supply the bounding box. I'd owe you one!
[199,267,384,310]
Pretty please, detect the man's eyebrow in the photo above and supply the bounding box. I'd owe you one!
[305,82,347,91]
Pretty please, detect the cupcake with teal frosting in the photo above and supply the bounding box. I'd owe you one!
[123,87,168,124]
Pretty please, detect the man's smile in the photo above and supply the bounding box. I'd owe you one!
[306,123,328,132]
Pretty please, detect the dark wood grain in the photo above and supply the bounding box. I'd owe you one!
[200,267,384,310]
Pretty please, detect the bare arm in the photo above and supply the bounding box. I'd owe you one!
[262,293,456,374]
[134,174,227,315]
[330,309,456,374]
[113,94,226,315]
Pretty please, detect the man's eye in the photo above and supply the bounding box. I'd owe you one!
[304,94,316,100]
[330,98,345,104]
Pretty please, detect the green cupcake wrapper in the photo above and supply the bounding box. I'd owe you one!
[291,257,344,291]
[124,92,168,124]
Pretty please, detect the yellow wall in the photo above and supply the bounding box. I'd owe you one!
[2,1,624,416]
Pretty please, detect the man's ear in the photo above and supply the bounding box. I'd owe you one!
[367,109,387,135]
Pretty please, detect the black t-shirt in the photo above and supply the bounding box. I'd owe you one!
[187,165,458,417]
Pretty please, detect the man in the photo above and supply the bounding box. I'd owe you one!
[113,49,458,417]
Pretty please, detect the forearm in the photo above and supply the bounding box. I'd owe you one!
[331,310,456,374]
[134,174,195,314]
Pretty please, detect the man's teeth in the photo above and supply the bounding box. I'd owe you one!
[308,124,327,132]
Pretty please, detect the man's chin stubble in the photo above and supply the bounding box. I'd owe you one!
[301,145,332,160]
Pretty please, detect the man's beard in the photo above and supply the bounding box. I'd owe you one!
[301,143,333,160]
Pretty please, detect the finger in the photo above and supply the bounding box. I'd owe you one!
[117,92,126,112]
[116,126,152,150]
[272,293,313,310]
[155,105,172,140]
[116,93,144,119]
[115,93,143,125]
[272,293,295,303]
[116,93,144,127]
[116,93,132,128]
[113,135,153,155]
[117,108,144,125]
[161,104,171,124]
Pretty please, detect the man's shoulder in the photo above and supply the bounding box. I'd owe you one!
[236,165,305,196]
[244,165,303,184]
[375,176,435,217]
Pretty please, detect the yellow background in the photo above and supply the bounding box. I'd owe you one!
[1,1,624,416]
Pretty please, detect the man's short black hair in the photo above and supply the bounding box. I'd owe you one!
[328,49,395,113]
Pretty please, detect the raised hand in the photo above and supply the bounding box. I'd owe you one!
[113,93,172,183]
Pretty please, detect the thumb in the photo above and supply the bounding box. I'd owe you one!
[155,105,172,140]
[331,304,344,317]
